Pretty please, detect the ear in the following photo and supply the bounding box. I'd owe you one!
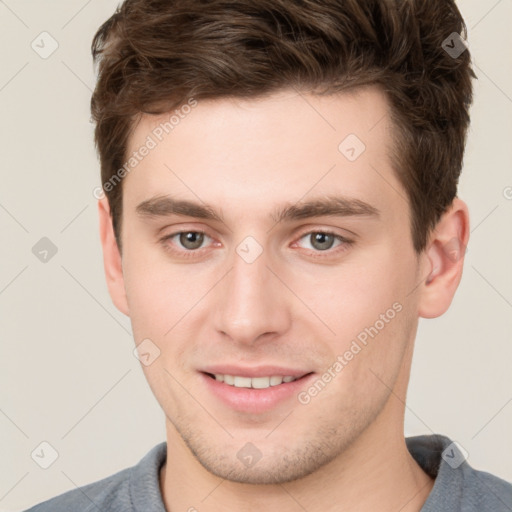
[417,198,470,319]
[98,197,130,316]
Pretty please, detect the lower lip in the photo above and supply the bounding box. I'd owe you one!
[200,372,315,414]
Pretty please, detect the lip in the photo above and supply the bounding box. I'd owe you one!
[199,369,315,414]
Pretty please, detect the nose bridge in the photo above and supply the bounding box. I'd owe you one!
[213,235,288,343]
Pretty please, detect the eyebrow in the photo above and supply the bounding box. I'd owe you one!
[135,194,380,224]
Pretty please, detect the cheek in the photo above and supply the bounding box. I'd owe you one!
[301,249,410,337]
[122,247,204,336]
[305,302,414,417]
[298,245,416,384]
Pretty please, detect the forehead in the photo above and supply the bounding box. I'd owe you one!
[128,85,391,152]
[122,86,405,223]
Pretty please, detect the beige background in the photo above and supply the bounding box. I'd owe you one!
[1,0,511,510]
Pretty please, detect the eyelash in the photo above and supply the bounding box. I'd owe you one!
[160,229,354,260]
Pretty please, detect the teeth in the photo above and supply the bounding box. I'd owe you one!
[234,376,252,388]
[270,376,283,386]
[252,377,270,389]
[213,374,299,389]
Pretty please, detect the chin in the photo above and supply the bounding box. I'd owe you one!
[177,421,362,485]
[196,447,337,485]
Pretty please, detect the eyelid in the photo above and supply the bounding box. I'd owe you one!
[293,225,353,241]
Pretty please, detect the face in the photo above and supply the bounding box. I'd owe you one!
[110,87,427,484]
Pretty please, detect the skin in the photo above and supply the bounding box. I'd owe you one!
[98,86,470,511]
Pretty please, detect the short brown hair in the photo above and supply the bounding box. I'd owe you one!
[90,0,475,253]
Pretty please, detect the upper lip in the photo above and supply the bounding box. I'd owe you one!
[201,365,312,379]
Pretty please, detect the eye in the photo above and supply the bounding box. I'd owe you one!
[160,228,353,259]
[295,230,353,255]
[162,230,211,253]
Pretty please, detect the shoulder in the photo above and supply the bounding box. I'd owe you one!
[459,465,512,510]
[23,442,167,512]
[406,434,512,511]
[22,467,132,512]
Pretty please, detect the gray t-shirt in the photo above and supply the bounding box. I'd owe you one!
[24,434,512,511]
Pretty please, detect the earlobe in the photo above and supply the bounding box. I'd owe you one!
[98,197,130,316]
[418,198,470,319]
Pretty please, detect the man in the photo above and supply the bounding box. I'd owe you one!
[25,0,512,510]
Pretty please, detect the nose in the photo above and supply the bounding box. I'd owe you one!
[213,238,290,346]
